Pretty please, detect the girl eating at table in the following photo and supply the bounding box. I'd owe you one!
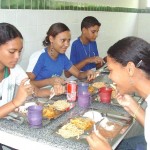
[0,23,65,118]
[86,36,149,150]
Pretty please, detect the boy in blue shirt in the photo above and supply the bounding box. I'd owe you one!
[65,16,104,78]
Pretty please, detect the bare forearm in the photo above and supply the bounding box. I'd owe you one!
[64,60,89,78]
[30,79,52,88]
[74,59,89,71]
[0,101,16,118]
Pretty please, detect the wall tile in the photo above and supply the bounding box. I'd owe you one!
[18,0,24,9]
[0,0,149,13]
[32,0,38,9]
[25,0,31,9]
[1,0,10,9]
[39,0,45,9]
[10,0,18,9]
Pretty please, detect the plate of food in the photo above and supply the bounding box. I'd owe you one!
[56,117,95,139]
[43,100,75,119]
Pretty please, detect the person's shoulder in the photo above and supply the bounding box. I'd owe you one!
[30,48,45,58]
[10,64,26,74]
[11,64,23,70]
[72,37,80,45]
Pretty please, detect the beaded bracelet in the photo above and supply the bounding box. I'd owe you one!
[11,101,17,108]
[132,104,141,119]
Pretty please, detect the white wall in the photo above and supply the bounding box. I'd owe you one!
[0,8,149,70]
[137,13,150,42]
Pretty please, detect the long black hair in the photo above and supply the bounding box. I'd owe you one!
[0,23,23,45]
[107,36,150,76]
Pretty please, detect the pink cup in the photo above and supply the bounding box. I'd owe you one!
[98,87,112,103]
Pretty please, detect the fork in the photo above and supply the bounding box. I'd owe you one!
[49,87,55,100]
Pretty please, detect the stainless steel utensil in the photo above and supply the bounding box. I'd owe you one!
[4,112,24,124]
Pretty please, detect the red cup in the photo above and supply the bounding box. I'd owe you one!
[98,87,112,103]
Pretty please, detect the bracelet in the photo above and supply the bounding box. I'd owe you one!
[132,104,141,119]
[11,101,17,108]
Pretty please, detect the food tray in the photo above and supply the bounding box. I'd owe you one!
[4,100,75,128]
[55,108,132,141]
[55,116,95,139]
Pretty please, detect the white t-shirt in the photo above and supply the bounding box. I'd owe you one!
[26,49,45,72]
[145,94,150,149]
[0,65,27,107]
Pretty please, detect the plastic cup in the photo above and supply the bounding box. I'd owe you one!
[78,82,89,94]
[98,87,112,103]
[27,105,43,128]
[78,92,91,108]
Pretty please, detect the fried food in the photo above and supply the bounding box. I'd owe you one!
[88,86,95,94]
[70,117,94,130]
[92,82,106,89]
[43,105,59,119]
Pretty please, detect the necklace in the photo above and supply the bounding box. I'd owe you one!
[80,39,91,57]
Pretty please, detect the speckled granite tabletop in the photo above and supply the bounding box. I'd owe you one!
[0,74,136,150]
[0,94,129,150]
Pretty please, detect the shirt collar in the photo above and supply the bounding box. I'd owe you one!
[4,66,10,79]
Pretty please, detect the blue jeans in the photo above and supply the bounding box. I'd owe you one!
[116,135,147,150]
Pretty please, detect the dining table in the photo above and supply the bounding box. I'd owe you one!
[0,72,145,150]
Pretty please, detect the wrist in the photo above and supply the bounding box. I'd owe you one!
[11,100,18,108]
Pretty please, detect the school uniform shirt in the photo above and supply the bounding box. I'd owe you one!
[70,37,99,71]
[33,49,73,80]
[145,94,150,150]
[0,65,27,107]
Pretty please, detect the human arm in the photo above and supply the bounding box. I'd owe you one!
[116,94,145,126]
[86,132,112,150]
[33,84,65,98]
[66,65,96,81]
[64,56,103,78]
[27,72,65,88]
[0,78,33,118]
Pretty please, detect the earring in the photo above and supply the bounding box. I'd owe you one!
[50,48,53,56]
[50,43,54,56]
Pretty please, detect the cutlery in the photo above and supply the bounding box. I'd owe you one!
[4,112,24,124]
[49,87,55,100]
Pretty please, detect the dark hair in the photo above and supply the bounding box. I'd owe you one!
[43,22,70,47]
[81,16,101,30]
[0,23,23,46]
[107,36,150,76]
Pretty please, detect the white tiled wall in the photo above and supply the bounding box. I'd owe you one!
[0,9,149,70]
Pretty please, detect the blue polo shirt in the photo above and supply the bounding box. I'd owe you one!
[70,37,99,71]
[33,49,73,80]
